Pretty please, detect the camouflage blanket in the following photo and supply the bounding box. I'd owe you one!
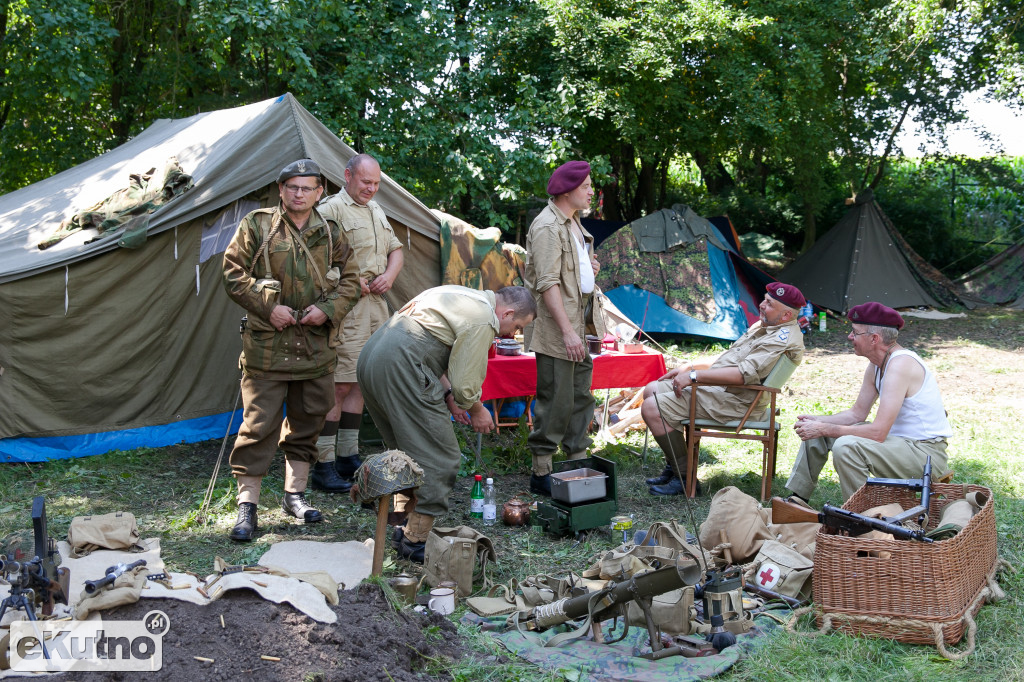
[38,157,193,250]
[465,611,780,681]
[596,226,717,324]
[439,213,525,291]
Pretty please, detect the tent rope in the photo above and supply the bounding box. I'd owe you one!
[198,377,242,526]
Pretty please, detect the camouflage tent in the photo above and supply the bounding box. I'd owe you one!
[955,240,1024,308]
[0,94,441,462]
[595,210,772,341]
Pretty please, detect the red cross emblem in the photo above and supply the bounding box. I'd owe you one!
[757,561,781,589]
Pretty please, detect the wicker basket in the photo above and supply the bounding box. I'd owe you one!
[812,482,996,645]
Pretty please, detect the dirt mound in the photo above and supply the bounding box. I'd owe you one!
[58,583,463,681]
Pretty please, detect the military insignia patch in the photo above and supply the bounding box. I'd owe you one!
[778,328,790,341]
[297,160,308,173]
[776,286,785,296]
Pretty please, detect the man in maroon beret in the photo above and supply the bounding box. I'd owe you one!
[785,301,952,503]
[523,161,606,495]
[639,282,806,495]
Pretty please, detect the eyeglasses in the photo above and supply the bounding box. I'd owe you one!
[283,183,320,195]
[850,331,874,337]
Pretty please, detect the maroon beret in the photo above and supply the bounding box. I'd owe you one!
[547,161,591,196]
[765,282,804,310]
[847,302,904,330]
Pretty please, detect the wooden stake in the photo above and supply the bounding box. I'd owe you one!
[193,656,214,663]
[260,655,281,662]
[219,614,225,629]
[371,493,392,577]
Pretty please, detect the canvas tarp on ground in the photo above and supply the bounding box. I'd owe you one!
[779,189,965,313]
[955,240,1024,307]
[0,94,442,462]
[595,209,771,341]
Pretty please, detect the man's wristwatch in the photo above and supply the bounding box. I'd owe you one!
[689,369,698,384]
[443,388,453,402]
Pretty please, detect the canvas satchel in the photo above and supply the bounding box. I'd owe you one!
[67,511,144,558]
[626,582,697,635]
[746,540,813,600]
[699,486,774,563]
[423,526,496,598]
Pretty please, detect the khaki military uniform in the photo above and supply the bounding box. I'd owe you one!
[357,286,499,518]
[524,201,606,474]
[317,191,403,382]
[651,320,805,425]
[222,205,361,476]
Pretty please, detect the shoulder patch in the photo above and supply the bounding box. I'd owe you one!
[777,328,790,342]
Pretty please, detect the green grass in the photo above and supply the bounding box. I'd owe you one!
[1,308,1022,680]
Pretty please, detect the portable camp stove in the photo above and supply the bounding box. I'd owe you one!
[533,456,617,536]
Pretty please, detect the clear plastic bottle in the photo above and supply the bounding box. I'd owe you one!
[470,474,483,518]
[483,478,497,526]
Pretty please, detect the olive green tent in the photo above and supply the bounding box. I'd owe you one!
[0,94,442,461]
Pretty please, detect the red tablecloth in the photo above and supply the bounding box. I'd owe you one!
[480,348,667,401]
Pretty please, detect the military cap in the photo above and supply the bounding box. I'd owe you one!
[847,302,904,330]
[277,159,323,184]
[765,281,804,310]
[547,161,591,196]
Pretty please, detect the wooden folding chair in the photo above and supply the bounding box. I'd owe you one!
[682,355,799,500]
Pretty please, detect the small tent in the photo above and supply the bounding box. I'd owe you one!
[780,189,964,313]
[955,239,1024,308]
[595,207,773,341]
[0,94,442,462]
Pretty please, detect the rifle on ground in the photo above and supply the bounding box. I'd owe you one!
[83,559,148,594]
[772,456,935,543]
[508,561,707,660]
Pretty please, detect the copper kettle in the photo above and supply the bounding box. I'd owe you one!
[502,497,531,526]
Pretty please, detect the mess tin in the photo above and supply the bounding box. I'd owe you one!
[495,339,522,356]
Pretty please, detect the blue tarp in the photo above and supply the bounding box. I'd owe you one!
[0,410,242,463]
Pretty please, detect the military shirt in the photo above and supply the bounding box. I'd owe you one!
[524,199,605,359]
[397,285,500,410]
[712,319,805,411]
[317,191,402,281]
[222,205,361,381]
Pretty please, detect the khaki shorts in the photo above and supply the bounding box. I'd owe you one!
[648,380,761,425]
[334,294,389,382]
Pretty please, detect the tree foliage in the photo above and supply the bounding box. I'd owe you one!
[0,0,1020,252]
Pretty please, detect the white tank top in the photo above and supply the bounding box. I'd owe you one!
[877,350,953,440]
[575,233,595,295]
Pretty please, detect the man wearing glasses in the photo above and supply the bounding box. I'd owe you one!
[785,302,952,503]
[312,154,404,494]
[222,159,361,541]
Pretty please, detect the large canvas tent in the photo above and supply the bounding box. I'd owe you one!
[780,189,964,313]
[0,94,442,462]
[595,207,773,341]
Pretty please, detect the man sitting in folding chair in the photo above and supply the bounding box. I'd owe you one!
[639,282,806,496]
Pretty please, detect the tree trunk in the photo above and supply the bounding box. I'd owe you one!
[800,202,817,253]
[692,150,735,195]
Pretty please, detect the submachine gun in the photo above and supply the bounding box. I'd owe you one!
[509,560,709,660]
[0,497,71,668]
[772,456,935,542]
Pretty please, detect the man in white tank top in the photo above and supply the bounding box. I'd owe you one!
[785,302,952,502]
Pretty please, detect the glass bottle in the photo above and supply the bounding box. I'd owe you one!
[470,474,484,518]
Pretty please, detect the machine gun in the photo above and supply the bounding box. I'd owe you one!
[83,559,148,595]
[0,497,71,668]
[772,456,935,543]
[508,560,707,660]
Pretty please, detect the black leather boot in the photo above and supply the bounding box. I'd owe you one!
[649,475,702,496]
[333,454,362,481]
[311,461,352,493]
[282,492,323,523]
[644,464,675,486]
[229,502,257,541]
[529,473,551,496]
[398,536,425,563]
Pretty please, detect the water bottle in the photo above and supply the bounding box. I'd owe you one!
[483,478,497,526]
[470,474,483,518]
